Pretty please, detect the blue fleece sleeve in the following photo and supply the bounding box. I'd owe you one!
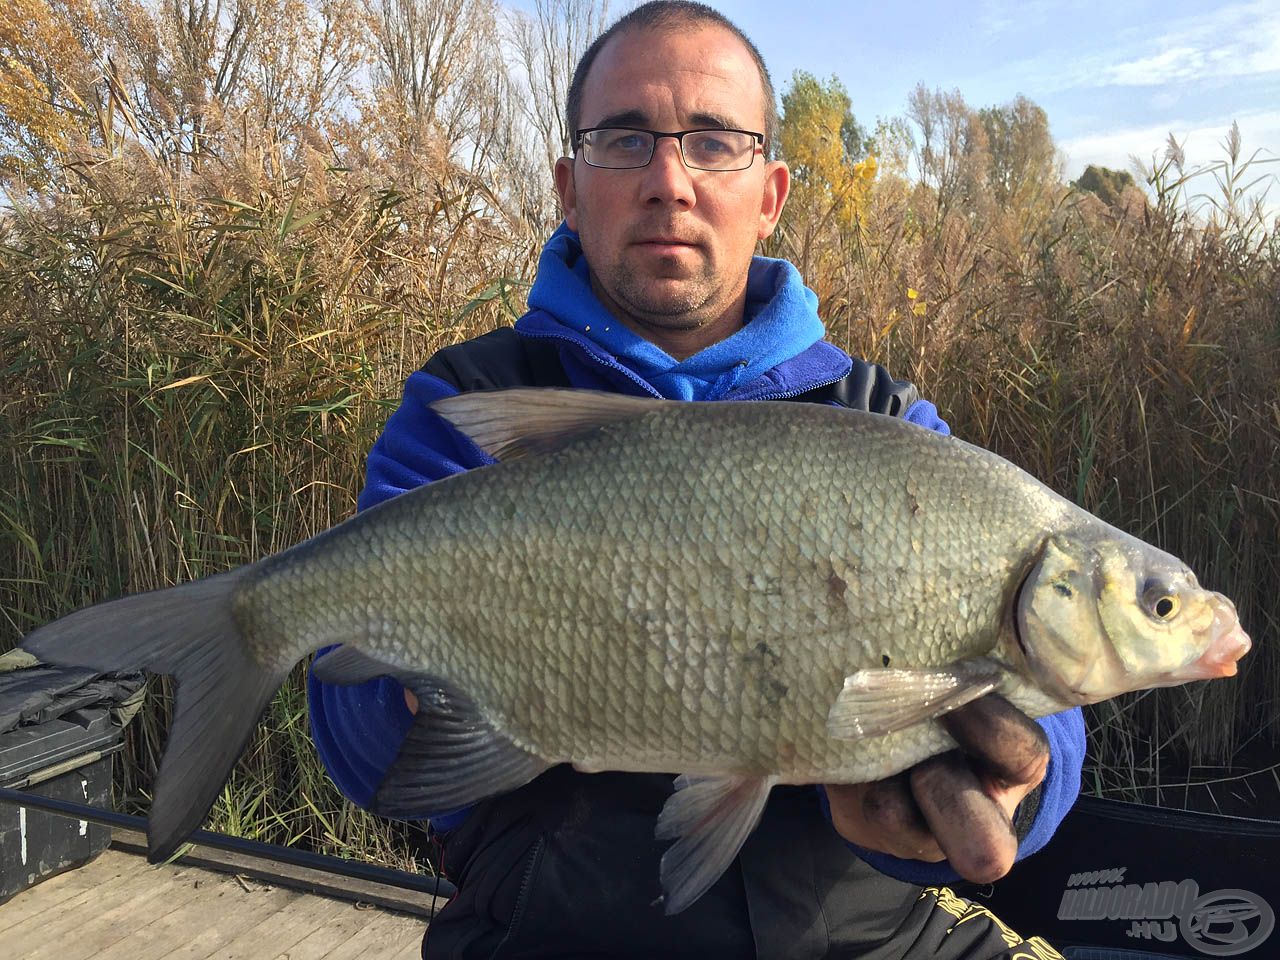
[820,398,1086,882]
[902,398,950,436]
[307,370,492,825]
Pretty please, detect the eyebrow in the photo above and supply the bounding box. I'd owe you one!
[588,109,745,131]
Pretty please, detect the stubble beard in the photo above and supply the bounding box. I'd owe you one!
[604,256,723,332]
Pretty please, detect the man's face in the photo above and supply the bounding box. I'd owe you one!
[554,23,790,344]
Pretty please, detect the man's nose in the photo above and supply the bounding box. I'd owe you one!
[640,136,695,207]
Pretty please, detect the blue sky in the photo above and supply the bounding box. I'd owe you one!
[729,0,1280,187]
[512,0,1280,208]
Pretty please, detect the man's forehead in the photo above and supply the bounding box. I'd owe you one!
[578,22,766,129]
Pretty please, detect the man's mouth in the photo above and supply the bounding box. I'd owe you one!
[636,237,699,251]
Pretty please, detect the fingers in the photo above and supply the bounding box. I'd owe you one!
[907,695,1049,882]
[827,697,1050,882]
[940,694,1049,789]
[910,752,1018,883]
[826,779,945,862]
[860,775,946,862]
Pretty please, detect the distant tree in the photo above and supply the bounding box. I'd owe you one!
[978,94,1060,206]
[1072,164,1138,207]
[365,0,502,153]
[776,70,876,278]
[510,0,610,172]
[870,116,912,177]
[781,71,869,176]
[906,84,990,221]
[506,0,611,236]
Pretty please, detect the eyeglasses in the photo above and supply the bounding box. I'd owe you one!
[574,126,765,171]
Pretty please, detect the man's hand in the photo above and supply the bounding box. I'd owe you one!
[825,694,1049,883]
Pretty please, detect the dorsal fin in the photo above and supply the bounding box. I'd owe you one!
[430,388,671,461]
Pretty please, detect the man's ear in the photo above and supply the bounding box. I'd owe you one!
[757,159,791,240]
[554,156,579,232]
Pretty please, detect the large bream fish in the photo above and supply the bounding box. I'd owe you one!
[24,390,1251,913]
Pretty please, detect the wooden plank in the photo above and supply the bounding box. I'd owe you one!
[0,849,150,933]
[264,903,384,960]
[87,871,235,960]
[94,873,297,960]
[4,852,169,953]
[317,910,425,960]
[23,856,199,960]
[168,883,305,960]
[3,844,430,960]
[112,827,446,918]
[210,893,374,960]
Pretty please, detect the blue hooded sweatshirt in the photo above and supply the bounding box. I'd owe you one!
[308,225,1085,885]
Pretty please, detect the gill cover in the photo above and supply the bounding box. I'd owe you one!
[1015,532,1229,704]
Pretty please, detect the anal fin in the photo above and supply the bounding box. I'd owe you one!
[655,773,778,915]
[827,657,1003,739]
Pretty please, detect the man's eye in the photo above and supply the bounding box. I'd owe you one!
[604,133,647,152]
[688,133,733,155]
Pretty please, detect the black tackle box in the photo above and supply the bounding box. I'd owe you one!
[0,659,142,903]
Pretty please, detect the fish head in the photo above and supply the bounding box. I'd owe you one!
[1014,532,1251,705]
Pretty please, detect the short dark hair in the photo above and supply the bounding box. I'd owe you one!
[565,1,779,157]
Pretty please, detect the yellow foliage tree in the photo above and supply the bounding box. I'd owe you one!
[779,70,876,238]
[0,0,101,186]
[774,70,877,315]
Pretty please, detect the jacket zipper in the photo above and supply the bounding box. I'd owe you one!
[488,835,546,959]
[754,371,849,402]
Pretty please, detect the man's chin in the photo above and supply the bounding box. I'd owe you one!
[620,294,713,328]
[620,274,712,310]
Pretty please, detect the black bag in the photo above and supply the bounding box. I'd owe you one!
[977,796,1278,959]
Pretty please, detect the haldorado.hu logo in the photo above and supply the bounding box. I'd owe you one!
[1056,866,1274,956]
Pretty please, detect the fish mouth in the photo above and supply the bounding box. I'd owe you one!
[1169,599,1252,682]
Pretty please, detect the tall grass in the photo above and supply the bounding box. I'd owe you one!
[0,141,523,864]
[1,105,1276,868]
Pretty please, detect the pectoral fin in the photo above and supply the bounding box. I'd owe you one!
[826,658,1004,739]
[655,773,778,915]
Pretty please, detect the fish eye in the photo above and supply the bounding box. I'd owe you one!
[1142,583,1181,621]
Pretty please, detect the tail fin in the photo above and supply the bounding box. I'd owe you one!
[22,568,290,861]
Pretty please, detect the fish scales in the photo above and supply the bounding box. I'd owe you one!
[243,401,1070,783]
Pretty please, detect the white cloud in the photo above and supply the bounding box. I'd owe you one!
[1103,46,1207,86]
[1004,1,1280,93]
[1098,16,1280,87]
[977,0,1055,37]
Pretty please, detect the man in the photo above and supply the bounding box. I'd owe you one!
[310,3,1084,957]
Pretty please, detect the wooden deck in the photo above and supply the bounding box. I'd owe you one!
[1,848,427,960]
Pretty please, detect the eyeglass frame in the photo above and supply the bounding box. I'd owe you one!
[573,126,767,171]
